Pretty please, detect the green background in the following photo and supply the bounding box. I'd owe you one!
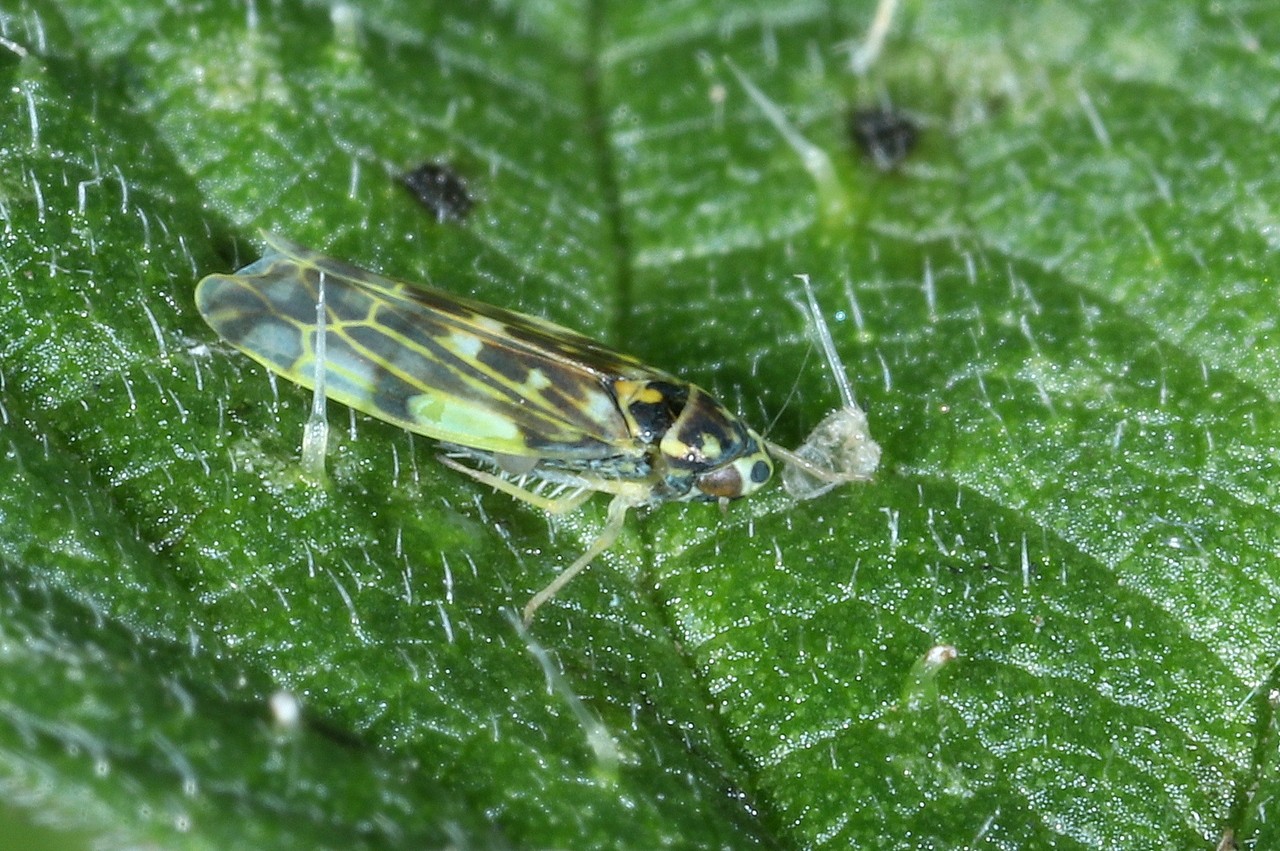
[1,0,1276,847]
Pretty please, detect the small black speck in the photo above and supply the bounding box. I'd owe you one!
[849,107,919,171]
[400,162,474,222]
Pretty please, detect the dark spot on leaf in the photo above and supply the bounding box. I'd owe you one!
[849,107,919,171]
[400,162,474,222]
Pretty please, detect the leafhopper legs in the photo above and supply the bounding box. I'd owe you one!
[522,494,631,625]
[436,454,594,515]
[439,452,643,623]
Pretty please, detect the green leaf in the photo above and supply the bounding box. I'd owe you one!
[1,0,1274,847]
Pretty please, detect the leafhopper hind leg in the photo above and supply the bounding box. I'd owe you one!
[437,454,635,624]
[437,454,594,514]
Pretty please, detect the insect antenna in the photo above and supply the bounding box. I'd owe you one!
[760,331,815,440]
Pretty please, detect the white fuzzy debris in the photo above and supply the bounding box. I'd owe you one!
[778,402,881,500]
[924,644,958,667]
[269,690,302,730]
[770,275,881,500]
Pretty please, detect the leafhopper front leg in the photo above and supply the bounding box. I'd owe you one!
[522,493,632,625]
[437,454,636,624]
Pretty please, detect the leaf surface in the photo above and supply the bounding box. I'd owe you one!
[0,1,1274,847]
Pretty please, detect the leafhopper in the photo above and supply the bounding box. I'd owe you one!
[197,237,874,622]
